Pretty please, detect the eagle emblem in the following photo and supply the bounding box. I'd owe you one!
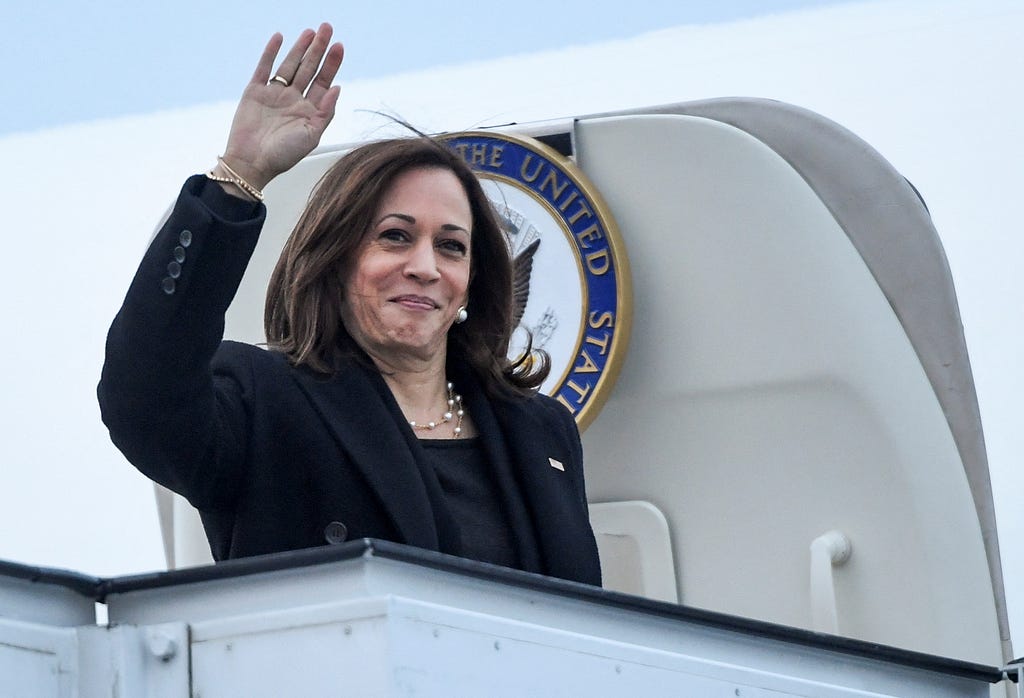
[497,207,543,331]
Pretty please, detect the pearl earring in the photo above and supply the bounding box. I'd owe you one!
[455,306,468,324]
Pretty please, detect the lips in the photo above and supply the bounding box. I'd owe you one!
[391,294,440,310]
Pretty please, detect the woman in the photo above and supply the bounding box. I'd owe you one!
[98,24,601,586]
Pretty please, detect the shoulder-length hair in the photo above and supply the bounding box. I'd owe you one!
[264,136,549,397]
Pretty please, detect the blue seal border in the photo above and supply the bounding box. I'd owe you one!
[443,131,632,431]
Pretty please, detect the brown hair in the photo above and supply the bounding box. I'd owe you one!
[264,136,549,396]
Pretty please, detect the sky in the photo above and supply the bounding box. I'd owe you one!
[2,0,1022,668]
[1,0,851,136]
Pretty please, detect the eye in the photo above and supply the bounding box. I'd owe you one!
[438,238,468,256]
[379,228,409,243]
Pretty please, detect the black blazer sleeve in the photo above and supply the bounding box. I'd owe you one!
[98,176,266,511]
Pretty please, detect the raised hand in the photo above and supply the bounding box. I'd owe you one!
[218,23,344,192]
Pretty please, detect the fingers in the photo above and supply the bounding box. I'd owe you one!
[289,23,336,93]
[305,42,345,106]
[270,27,318,87]
[254,23,342,111]
[251,33,284,85]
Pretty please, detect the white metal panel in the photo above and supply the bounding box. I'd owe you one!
[105,559,373,627]
[666,97,1010,665]
[385,596,980,698]
[573,114,1001,664]
[0,574,95,626]
[190,598,392,697]
[76,623,190,698]
[104,551,1002,696]
[115,569,993,697]
[0,619,77,697]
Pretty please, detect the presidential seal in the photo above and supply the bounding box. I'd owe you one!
[444,131,632,431]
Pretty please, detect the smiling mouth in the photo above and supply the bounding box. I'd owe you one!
[391,295,439,310]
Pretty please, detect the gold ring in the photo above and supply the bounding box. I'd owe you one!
[270,75,290,87]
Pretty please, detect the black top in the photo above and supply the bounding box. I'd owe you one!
[421,438,519,569]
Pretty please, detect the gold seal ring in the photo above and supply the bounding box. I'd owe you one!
[269,75,290,87]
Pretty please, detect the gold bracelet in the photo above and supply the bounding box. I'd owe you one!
[206,157,265,202]
[205,171,259,202]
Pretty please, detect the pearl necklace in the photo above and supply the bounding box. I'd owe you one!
[408,381,465,438]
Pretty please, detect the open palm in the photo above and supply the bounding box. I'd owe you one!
[221,24,344,190]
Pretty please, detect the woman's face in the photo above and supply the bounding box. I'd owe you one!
[342,166,473,365]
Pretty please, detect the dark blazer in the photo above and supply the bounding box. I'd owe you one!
[98,176,601,586]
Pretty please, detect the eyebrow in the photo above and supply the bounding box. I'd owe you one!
[376,213,469,234]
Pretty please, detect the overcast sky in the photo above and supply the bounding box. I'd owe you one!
[2,0,852,135]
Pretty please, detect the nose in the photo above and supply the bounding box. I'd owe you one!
[404,238,441,282]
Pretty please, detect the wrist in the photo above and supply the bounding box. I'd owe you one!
[206,157,265,203]
[220,150,273,191]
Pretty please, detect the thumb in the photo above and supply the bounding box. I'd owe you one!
[316,85,342,123]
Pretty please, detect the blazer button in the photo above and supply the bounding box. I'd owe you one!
[324,521,348,545]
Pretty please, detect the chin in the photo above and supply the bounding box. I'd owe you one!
[385,331,447,359]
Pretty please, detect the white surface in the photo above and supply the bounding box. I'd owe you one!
[0,577,95,627]
[111,553,997,697]
[0,621,77,698]
[575,113,1001,663]
[590,501,679,603]
[0,0,1019,654]
[4,556,996,696]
